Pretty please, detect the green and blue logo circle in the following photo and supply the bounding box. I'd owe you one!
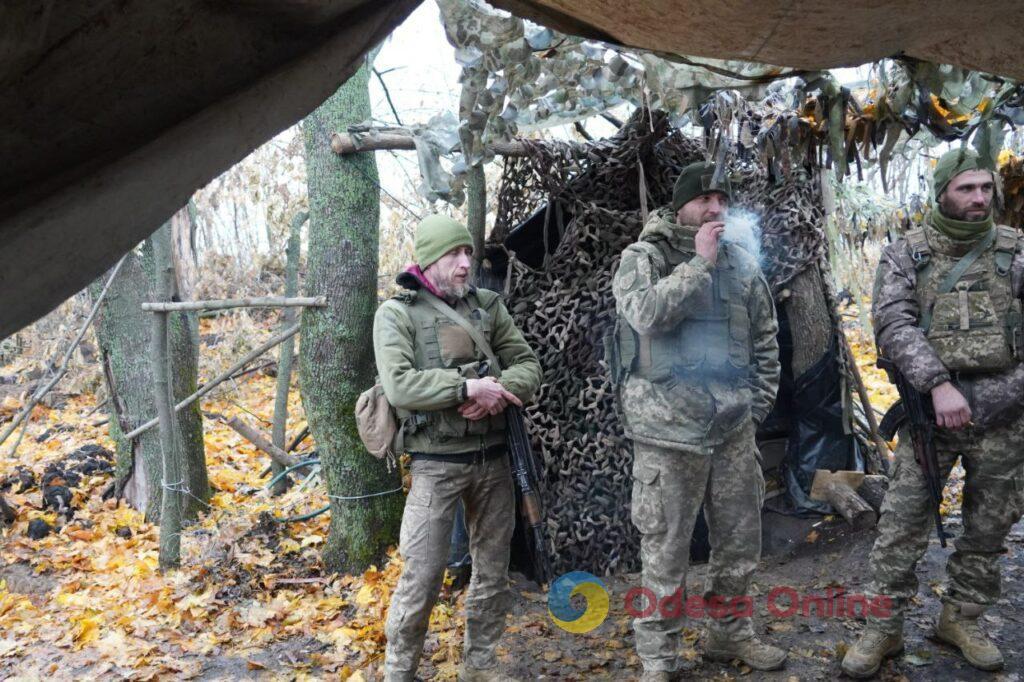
[547,571,610,633]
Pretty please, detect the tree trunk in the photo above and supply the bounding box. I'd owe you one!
[466,163,487,276]
[91,217,209,521]
[271,211,307,495]
[91,251,160,517]
[783,265,832,378]
[170,205,199,301]
[300,61,402,573]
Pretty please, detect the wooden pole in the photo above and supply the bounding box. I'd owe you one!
[271,211,306,494]
[123,323,300,440]
[222,416,299,469]
[841,333,891,475]
[330,129,530,157]
[151,228,182,570]
[141,296,325,312]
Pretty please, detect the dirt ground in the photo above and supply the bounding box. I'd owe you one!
[5,506,1024,680]
[439,511,1024,682]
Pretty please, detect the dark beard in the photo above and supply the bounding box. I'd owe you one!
[939,198,989,221]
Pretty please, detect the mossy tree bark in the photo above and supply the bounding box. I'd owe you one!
[91,216,209,521]
[300,62,402,573]
[466,163,487,276]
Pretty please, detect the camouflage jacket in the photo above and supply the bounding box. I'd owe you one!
[872,219,1024,396]
[612,208,780,451]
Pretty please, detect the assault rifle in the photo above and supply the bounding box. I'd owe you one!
[506,404,553,584]
[477,361,552,583]
[877,356,948,548]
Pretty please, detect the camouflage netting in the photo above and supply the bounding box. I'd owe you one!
[489,110,855,576]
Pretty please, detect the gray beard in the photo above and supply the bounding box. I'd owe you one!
[436,280,469,299]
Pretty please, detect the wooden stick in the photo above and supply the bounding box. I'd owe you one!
[1,254,127,453]
[330,130,529,157]
[270,212,306,494]
[841,332,891,475]
[123,323,300,440]
[141,296,325,312]
[151,227,181,571]
[222,415,298,469]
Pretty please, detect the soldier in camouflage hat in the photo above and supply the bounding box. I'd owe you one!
[376,215,543,682]
[610,161,784,679]
[842,148,1024,678]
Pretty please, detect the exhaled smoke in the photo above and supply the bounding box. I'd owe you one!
[722,208,764,266]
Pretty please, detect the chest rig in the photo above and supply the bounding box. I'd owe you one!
[612,236,753,384]
[906,225,1023,374]
[395,289,506,444]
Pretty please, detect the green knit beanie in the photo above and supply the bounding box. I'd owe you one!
[933,147,990,199]
[415,214,474,268]
[671,161,733,211]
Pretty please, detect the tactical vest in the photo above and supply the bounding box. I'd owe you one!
[392,288,506,451]
[905,225,1023,374]
[610,237,753,384]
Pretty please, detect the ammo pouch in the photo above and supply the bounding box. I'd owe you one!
[604,315,637,388]
[925,286,1021,372]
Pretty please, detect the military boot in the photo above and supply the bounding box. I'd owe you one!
[840,628,904,679]
[704,634,787,671]
[458,665,520,682]
[934,602,1004,671]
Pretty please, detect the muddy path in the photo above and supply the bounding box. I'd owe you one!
[452,512,1024,681]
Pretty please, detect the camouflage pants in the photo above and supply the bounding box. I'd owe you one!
[631,420,765,673]
[383,454,515,681]
[867,413,1024,634]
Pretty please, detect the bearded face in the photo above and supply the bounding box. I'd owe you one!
[939,169,995,221]
[676,191,729,227]
[424,245,473,299]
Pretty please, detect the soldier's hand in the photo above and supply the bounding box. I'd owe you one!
[931,381,972,430]
[695,221,725,265]
[458,399,490,421]
[465,377,522,416]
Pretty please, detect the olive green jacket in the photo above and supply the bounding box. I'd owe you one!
[372,277,542,454]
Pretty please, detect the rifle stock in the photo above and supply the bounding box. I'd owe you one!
[506,404,553,583]
[877,357,948,548]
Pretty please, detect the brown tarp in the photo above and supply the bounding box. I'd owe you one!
[493,0,1024,81]
[2,0,1022,337]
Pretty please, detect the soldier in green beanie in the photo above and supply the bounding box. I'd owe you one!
[611,162,784,679]
[843,149,1024,677]
[377,214,542,682]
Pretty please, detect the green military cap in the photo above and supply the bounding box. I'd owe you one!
[671,161,733,212]
[414,214,473,269]
[933,147,992,199]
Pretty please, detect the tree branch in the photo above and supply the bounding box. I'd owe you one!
[123,323,300,440]
[141,296,325,312]
[330,130,530,156]
[1,254,127,454]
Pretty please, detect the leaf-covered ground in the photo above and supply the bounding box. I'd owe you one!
[0,315,1008,680]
